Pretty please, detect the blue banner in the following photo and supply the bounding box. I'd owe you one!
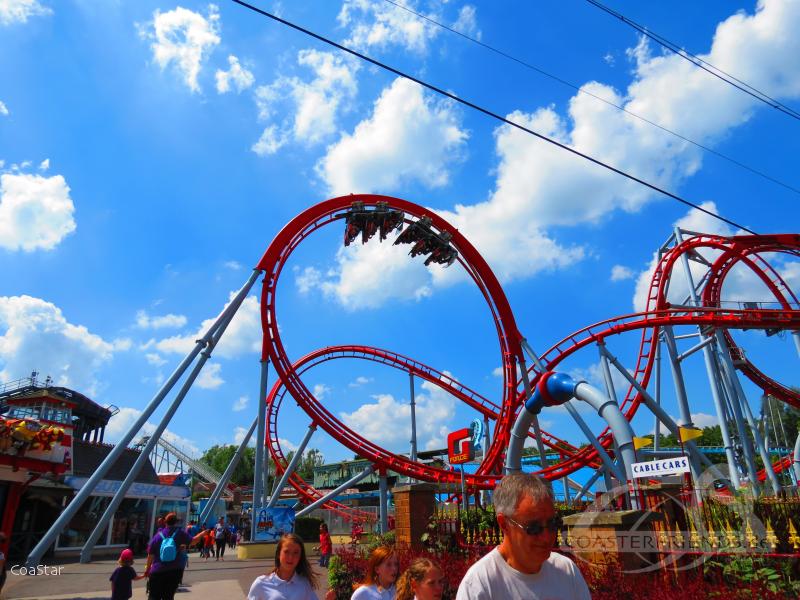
[253,507,295,542]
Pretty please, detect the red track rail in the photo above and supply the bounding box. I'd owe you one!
[257,197,800,499]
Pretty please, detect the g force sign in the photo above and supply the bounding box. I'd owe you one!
[631,455,690,479]
[447,428,474,464]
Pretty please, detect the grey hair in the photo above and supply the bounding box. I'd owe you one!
[493,473,553,516]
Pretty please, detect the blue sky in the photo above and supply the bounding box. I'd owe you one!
[1,0,799,470]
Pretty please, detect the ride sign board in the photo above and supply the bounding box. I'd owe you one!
[448,428,474,464]
[631,455,691,479]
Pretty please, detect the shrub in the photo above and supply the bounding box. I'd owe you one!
[294,516,323,542]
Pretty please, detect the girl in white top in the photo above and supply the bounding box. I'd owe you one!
[248,533,318,600]
[351,545,399,600]
[396,558,445,600]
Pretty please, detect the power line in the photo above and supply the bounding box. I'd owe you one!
[586,0,800,122]
[231,0,757,235]
[380,0,800,197]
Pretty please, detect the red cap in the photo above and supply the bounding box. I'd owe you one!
[120,549,134,562]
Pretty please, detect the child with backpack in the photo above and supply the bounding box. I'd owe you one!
[110,548,144,600]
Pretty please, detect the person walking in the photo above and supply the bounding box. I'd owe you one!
[110,548,145,600]
[455,473,590,600]
[213,517,227,561]
[144,512,203,600]
[316,523,332,568]
[351,545,399,600]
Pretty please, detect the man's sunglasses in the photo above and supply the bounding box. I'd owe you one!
[505,515,563,536]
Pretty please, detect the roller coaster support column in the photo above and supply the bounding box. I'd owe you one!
[296,465,376,517]
[252,357,269,538]
[200,416,258,528]
[379,469,389,534]
[267,423,317,509]
[27,270,261,569]
[793,332,800,359]
[794,432,800,486]
[660,328,696,430]
[564,402,625,482]
[81,303,239,563]
[517,355,550,473]
[409,373,418,466]
[714,331,780,494]
[575,469,603,501]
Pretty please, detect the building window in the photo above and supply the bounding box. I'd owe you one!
[111,498,153,553]
[57,496,110,548]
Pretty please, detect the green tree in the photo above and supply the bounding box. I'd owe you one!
[199,445,278,487]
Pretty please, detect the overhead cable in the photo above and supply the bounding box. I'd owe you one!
[586,0,800,122]
[232,0,757,235]
[381,0,800,197]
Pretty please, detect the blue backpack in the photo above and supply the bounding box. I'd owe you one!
[159,529,178,562]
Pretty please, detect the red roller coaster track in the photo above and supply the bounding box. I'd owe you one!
[258,196,800,512]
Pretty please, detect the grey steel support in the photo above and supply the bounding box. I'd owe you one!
[80,305,237,563]
[27,270,261,568]
[794,432,800,485]
[252,357,270,541]
[517,355,549,471]
[460,466,468,510]
[597,341,618,403]
[521,338,546,372]
[654,334,662,452]
[562,475,570,505]
[602,348,728,488]
[409,373,417,463]
[296,465,376,517]
[711,350,760,492]
[793,331,800,359]
[660,327,694,428]
[675,336,716,363]
[564,402,625,481]
[715,333,780,494]
[379,471,388,534]
[199,416,258,527]
[673,227,743,490]
[575,469,603,501]
[266,423,317,509]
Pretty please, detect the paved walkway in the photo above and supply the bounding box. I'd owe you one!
[3,552,332,599]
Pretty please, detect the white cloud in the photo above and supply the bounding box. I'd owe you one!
[234,425,254,446]
[295,266,323,295]
[0,100,8,116]
[279,437,299,453]
[691,412,718,428]
[140,4,220,93]
[233,395,248,412]
[215,54,254,94]
[106,407,201,457]
[452,5,480,39]
[338,0,439,53]
[196,362,223,389]
[154,293,261,359]
[313,383,331,401]
[145,353,167,367]
[610,265,634,282]
[112,338,132,351]
[223,260,242,270]
[348,376,372,388]
[0,172,76,251]
[135,310,187,330]
[317,78,468,195]
[0,0,51,25]
[253,49,358,154]
[0,295,116,396]
[38,158,49,171]
[339,375,457,452]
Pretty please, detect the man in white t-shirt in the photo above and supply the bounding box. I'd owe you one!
[456,473,590,600]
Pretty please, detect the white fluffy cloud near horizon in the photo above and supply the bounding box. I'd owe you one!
[0,172,76,251]
[106,406,201,457]
[140,4,221,93]
[0,295,122,396]
[306,0,800,310]
[0,0,52,25]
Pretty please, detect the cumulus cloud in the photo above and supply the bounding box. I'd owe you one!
[253,49,359,155]
[0,172,76,251]
[215,54,254,94]
[317,78,468,195]
[233,395,248,412]
[0,295,116,396]
[338,0,439,53]
[339,375,457,452]
[152,293,261,359]
[311,2,800,311]
[0,100,8,115]
[139,4,220,93]
[611,265,635,281]
[106,407,201,456]
[145,353,167,367]
[135,310,187,330]
[196,362,223,389]
[348,376,372,388]
[452,5,480,39]
[38,158,49,171]
[0,0,52,25]
[313,383,331,401]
